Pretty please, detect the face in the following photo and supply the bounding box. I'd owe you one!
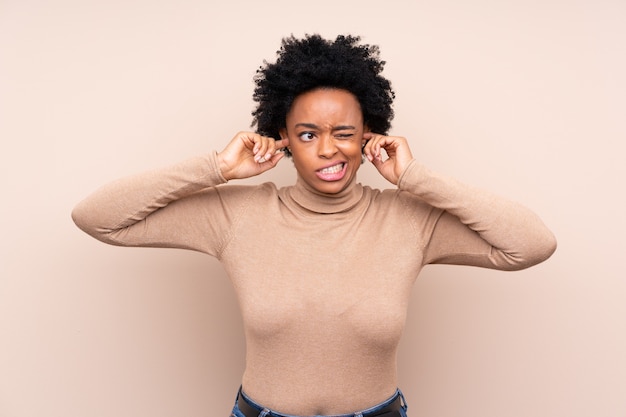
[280,88,367,194]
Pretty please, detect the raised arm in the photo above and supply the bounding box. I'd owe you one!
[363,133,557,271]
[398,160,556,270]
[72,132,288,255]
[72,151,229,254]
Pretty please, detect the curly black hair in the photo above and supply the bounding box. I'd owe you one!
[251,34,395,156]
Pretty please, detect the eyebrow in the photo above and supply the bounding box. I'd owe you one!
[294,123,356,131]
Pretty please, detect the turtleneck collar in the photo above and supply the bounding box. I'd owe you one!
[286,175,364,214]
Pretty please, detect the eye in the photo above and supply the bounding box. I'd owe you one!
[335,133,354,140]
[298,132,316,142]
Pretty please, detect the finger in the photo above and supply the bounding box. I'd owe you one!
[254,136,272,162]
[375,135,402,157]
[256,137,282,163]
[250,133,266,153]
[269,150,286,165]
[239,132,255,150]
[258,148,286,166]
[233,133,251,154]
[362,133,380,161]
[258,137,291,163]
[368,135,387,161]
[369,153,385,172]
[264,137,283,161]
[274,137,289,151]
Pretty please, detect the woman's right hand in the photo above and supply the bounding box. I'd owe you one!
[217,131,289,180]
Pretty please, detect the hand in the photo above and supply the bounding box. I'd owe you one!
[217,131,289,181]
[362,133,414,185]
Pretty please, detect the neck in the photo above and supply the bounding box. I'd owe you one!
[288,175,363,214]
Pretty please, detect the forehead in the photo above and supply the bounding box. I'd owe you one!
[286,88,363,125]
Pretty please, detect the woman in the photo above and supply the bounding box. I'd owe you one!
[72,34,556,417]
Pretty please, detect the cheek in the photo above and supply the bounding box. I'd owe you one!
[339,141,364,158]
[289,148,312,170]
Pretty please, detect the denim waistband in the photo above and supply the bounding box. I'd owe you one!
[235,387,407,417]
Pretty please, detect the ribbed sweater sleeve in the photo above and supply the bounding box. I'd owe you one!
[71,151,235,256]
[397,159,557,270]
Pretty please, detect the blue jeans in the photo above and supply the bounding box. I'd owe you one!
[230,388,408,417]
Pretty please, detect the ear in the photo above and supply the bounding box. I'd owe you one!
[362,125,370,145]
[279,128,292,156]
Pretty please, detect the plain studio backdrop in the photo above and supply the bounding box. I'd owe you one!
[1,1,624,416]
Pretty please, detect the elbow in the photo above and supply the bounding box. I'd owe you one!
[71,203,90,234]
[533,230,557,266]
[71,202,110,243]
[531,225,558,263]
[501,230,557,271]
[543,231,558,260]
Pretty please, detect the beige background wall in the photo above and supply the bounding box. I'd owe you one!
[1,0,624,416]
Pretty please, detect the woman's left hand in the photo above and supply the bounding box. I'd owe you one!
[362,133,414,185]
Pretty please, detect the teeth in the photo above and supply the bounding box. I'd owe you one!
[319,163,344,174]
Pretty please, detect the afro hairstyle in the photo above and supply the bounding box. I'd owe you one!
[251,34,395,156]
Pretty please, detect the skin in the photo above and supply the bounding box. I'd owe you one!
[279,88,366,194]
[217,87,415,191]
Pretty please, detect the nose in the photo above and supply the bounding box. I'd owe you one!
[317,134,337,158]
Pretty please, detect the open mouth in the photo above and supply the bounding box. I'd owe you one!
[316,162,347,181]
[318,163,345,175]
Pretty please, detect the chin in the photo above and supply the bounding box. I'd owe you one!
[315,179,352,194]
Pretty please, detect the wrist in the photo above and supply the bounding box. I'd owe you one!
[396,159,421,190]
[216,152,232,181]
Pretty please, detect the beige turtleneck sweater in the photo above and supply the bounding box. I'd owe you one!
[72,151,556,415]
